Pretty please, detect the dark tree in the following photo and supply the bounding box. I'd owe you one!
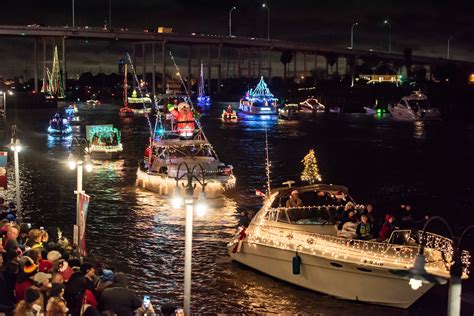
[280,50,293,79]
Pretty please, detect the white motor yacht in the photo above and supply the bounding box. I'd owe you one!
[228,184,469,308]
[299,97,325,113]
[388,91,441,121]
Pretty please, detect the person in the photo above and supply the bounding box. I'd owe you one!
[361,204,381,232]
[378,214,395,242]
[286,190,303,208]
[24,229,43,253]
[337,211,359,238]
[99,272,142,315]
[356,214,373,240]
[315,191,328,206]
[64,272,97,316]
[46,283,68,316]
[30,272,53,311]
[14,288,43,316]
[15,258,37,302]
[399,204,416,229]
[80,262,99,300]
[92,134,99,145]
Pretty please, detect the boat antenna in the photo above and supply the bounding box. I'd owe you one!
[265,129,271,196]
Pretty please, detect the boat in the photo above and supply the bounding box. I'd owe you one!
[299,97,325,113]
[278,104,300,120]
[86,99,101,107]
[119,63,134,118]
[228,183,469,308]
[196,61,211,106]
[388,91,441,121]
[136,102,235,199]
[239,77,278,115]
[127,90,152,114]
[48,114,72,135]
[222,105,238,121]
[329,106,341,113]
[86,125,123,160]
[41,46,66,104]
[65,104,82,125]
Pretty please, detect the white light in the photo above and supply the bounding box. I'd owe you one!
[195,201,207,217]
[409,278,423,290]
[7,91,13,96]
[68,160,77,170]
[172,195,184,209]
[15,144,22,153]
[85,162,93,172]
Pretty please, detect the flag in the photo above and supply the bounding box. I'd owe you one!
[255,189,265,197]
[79,192,90,257]
[0,152,7,190]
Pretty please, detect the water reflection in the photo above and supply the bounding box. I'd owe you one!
[414,121,426,139]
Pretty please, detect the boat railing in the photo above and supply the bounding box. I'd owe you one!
[246,223,470,276]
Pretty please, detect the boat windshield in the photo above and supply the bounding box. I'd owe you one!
[283,207,332,224]
[158,144,217,159]
[271,189,351,208]
[407,99,431,109]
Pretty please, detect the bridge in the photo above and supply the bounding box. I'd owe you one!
[1,25,472,95]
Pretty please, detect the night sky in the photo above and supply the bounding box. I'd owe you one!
[1,0,473,77]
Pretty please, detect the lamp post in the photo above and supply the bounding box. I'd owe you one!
[0,91,5,118]
[9,125,22,220]
[384,20,391,53]
[67,137,93,257]
[229,6,237,36]
[447,36,455,59]
[391,216,474,316]
[72,0,75,28]
[350,22,358,49]
[171,162,207,315]
[262,3,270,41]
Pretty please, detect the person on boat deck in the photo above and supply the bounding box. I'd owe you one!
[337,211,359,238]
[286,190,303,208]
[170,103,195,136]
[315,191,328,206]
[356,214,373,240]
[378,214,395,242]
[92,134,99,145]
[361,204,381,232]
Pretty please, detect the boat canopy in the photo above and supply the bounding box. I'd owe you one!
[86,125,121,145]
[270,184,352,209]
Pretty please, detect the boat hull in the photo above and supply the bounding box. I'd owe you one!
[91,151,121,160]
[389,106,441,121]
[228,242,433,309]
[136,168,236,199]
[239,104,277,115]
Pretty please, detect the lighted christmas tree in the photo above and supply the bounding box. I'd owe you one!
[300,149,322,184]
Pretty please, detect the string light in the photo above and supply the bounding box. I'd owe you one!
[301,149,322,184]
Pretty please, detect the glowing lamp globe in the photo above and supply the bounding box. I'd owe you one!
[85,162,93,173]
[195,201,207,217]
[409,278,423,290]
[172,194,184,209]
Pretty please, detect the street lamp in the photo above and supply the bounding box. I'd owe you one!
[172,162,207,315]
[0,91,6,118]
[9,125,22,220]
[262,3,270,41]
[384,20,392,53]
[447,36,455,59]
[229,6,237,37]
[350,22,358,49]
[67,137,93,256]
[391,216,474,316]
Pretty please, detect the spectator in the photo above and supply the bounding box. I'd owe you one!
[46,283,68,316]
[65,272,97,316]
[81,262,99,300]
[99,272,142,315]
[14,288,43,316]
[15,258,37,302]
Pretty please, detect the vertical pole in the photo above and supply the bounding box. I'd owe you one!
[14,149,21,218]
[76,163,83,256]
[217,45,222,95]
[183,203,193,315]
[207,46,211,96]
[237,49,241,78]
[34,39,38,93]
[258,49,262,78]
[226,48,230,79]
[247,50,251,78]
[314,53,318,78]
[268,49,272,80]
[293,52,297,79]
[162,41,166,93]
[132,45,136,89]
[43,38,46,88]
[188,46,192,92]
[447,275,462,316]
[335,56,339,76]
[62,37,67,81]
[152,43,156,96]
[109,0,112,29]
[303,51,307,77]
[142,43,146,84]
[72,0,75,28]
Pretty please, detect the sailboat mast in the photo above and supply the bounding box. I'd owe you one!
[123,64,128,107]
[265,129,271,196]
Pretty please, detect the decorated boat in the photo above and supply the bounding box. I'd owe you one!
[127,90,152,114]
[136,102,235,199]
[65,104,82,124]
[48,114,72,135]
[299,97,325,113]
[388,91,441,121]
[239,77,278,115]
[86,125,123,160]
[119,63,134,117]
[228,183,470,308]
[222,105,238,121]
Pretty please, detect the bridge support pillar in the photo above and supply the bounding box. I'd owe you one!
[335,56,339,77]
[217,45,222,95]
[187,46,192,93]
[33,39,38,93]
[314,53,318,79]
[247,49,251,78]
[62,37,66,81]
[303,51,307,77]
[162,41,166,93]
[293,52,297,79]
[258,49,262,78]
[142,43,146,84]
[42,38,46,91]
[237,49,241,78]
[207,46,212,96]
[152,43,156,96]
[268,49,272,80]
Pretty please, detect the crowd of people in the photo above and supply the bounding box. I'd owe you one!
[0,206,183,316]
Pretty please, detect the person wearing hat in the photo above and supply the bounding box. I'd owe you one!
[14,288,43,316]
[81,262,99,300]
[46,283,68,316]
[99,272,142,315]
[286,190,303,208]
[15,258,37,302]
[378,214,396,242]
[170,102,195,137]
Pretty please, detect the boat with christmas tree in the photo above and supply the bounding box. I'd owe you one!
[41,46,66,104]
[127,90,153,114]
[119,63,134,117]
[65,104,82,125]
[196,61,210,105]
[239,77,278,115]
[228,149,469,308]
[48,113,72,135]
[86,125,123,160]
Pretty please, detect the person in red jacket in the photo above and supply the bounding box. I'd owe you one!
[378,214,395,242]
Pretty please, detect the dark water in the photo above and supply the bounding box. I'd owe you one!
[4,103,474,315]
